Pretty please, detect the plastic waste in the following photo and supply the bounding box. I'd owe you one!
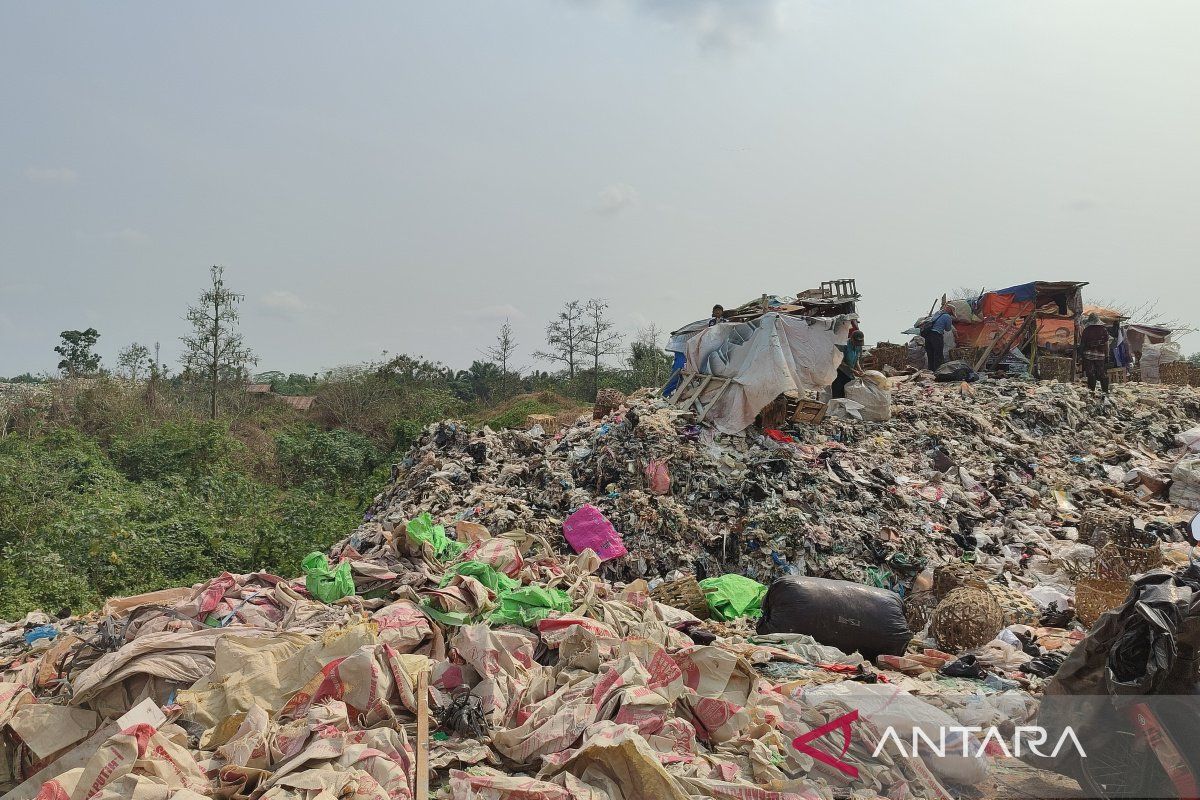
[757,576,911,659]
[562,504,628,562]
[301,552,355,603]
[407,512,467,560]
[845,379,891,422]
[803,682,990,784]
[697,574,767,620]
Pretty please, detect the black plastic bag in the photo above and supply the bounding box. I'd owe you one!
[756,576,912,659]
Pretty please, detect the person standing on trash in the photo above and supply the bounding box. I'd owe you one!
[1080,313,1112,394]
[833,329,866,398]
[708,304,724,326]
[922,303,954,371]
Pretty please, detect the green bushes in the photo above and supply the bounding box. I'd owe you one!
[275,426,380,492]
[0,420,365,620]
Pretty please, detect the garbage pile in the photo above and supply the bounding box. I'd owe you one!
[370,379,1200,590]
[1,379,1198,800]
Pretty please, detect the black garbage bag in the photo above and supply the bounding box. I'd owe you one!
[934,360,976,382]
[1027,568,1200,776]
[756,576,912,659]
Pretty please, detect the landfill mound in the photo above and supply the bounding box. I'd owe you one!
[2,379,1199,800]
[366,379,1200,588]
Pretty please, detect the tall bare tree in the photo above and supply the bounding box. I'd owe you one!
[180,266,255,419]
[485,319,518,375]
[483,319,520,399]
[535,300,587,379]
[580,298,623,399]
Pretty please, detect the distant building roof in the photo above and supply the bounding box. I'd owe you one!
[277,395,315,411]
[245,383,272,394]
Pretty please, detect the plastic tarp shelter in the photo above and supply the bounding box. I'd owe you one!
[678,312,849,434]
[953,281,1087,351]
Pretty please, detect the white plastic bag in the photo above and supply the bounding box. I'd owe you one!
[802,682,989,784]
[1176,426,1200,454]
[1171,456,1200,511]
[845,379,892,422]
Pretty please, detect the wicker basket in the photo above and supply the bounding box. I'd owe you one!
[1107,368,1127,385]
[1079,510,1129,549]
[871,343,910,371]
[1095,541,1163,581]
[933,563,983,600]
[650,576,710,619]
[949,347,983,365]
[593,388,627,420]
[1074,577,1130,627]
[903,589,938,632]
[931,587,1004,652]
[1160,361,1191,386]
[988,584,1041,627]
[1037,356,1074,383]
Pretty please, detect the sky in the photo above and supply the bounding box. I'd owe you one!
[2,0,1198,377]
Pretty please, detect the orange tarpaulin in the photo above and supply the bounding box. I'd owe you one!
[978,293,1035,320]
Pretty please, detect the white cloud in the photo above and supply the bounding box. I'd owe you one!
[261,289,310,314]
[24,166,78,185]
[573,0,787,51]
[104,228,150,245]
[595,183,639,215]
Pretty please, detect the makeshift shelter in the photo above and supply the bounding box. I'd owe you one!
[665,312,850,434]
[951,281,1088,378]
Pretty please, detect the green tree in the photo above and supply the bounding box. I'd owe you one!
[55,328,102,377]
[181,266,255,419]
[628,325,672,388]
[117,342,152,382]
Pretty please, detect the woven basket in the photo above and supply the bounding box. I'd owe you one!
[1160,361,1191,386]
[1079,510,1128,549]
[903,589,938,632]
[1038,356,1074,383]
[933,563,983,600]
[1075,577,1130,627]
[931,587,1004,652]
[988,584,1040,627]
[650,576,709,619]
[1095,541,1162,581]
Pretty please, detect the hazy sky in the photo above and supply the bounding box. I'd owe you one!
[2,1,1198,377]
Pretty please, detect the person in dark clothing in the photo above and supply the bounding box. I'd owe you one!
[1080,313,1111,393]
[833,330,865,398]
[922,304,953,371]
[708,305,724,326]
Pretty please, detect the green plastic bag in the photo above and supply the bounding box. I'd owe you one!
[301,552,355,604]
[407,512,466,560]
[489,586,573,627]
[440,560,520,594]
[698,574,767,620]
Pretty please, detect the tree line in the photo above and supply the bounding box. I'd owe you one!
[24,267,675,425]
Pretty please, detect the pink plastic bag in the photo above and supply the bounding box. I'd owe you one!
[562,505,627,562]
[645,459,671,495]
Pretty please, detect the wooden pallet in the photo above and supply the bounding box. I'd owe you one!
[791,399,827,424]
[665,371,733,423]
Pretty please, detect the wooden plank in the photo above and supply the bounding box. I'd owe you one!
[695,379,731,423]
[678,375,713,412]
[668,372,696,406]
[415,668,430,800]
